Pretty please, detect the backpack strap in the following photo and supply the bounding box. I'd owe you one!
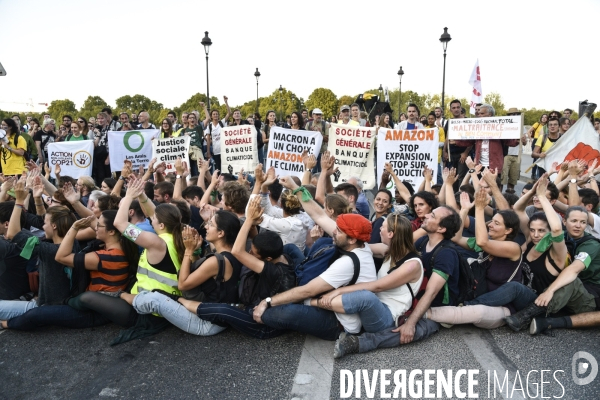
[66,133,73,141]
[338,248,360,286]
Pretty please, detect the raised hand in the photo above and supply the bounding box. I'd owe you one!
[183,225,200,251]
[62,182,80,204]
[423,165,433,182]
[14,175,28,203]
[446,168,457,185]
[459,191,474,210]
[125,176,146,199]
[466,156,476,170]
[279,176,299,190]
[254,163,265,184]
[263,166,277,186]
[474,187,489,209]
[246,195,264,222]
[175,157,185,175]
[536,173,549,197]
[481,167,499,187]
[32,176,44,198]
[73,215,96,231]
[210,170,220,187]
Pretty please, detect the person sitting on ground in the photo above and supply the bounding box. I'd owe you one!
[119,211,243,337]
[252,177,381,341]
[65,177,185,342]
[313,213,423,340]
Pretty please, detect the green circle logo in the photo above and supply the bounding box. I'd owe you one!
[123,131,144,152]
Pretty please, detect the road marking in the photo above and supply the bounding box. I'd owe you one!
[461,326,534,400]
[290,335,335,400]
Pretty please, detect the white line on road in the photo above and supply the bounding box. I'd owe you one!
[290,335,335,400]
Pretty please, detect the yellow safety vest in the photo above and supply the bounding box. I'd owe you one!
[131,233,182,296]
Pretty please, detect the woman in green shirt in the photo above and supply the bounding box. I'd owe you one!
[66,122,88,141]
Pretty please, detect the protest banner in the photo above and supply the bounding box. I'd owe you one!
[377,127,439,190]
[107,129,159,172]
[447,117,521,140]
[221,125,258,175]
[151,136,190,174]
[266,126,323,179]
[327,123,376,189]
[48,140,94,179]
[534,117,600,173]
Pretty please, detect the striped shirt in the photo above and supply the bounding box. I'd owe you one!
[88,248,130,292]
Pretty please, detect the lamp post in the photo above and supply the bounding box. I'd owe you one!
[397,66,404,121]
[254,68,261,113]
[439,27,452,114]
[278,85,283,124]
[201,31,212,110]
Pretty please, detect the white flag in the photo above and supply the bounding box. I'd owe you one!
[48,140,94,179]
[535,117,600,173]
[468,59,483,115]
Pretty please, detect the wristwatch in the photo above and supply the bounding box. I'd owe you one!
[119,175,127,181]
[265,297,272,308]
[468,169,476,174]
[176,175,182,179]
[570,178,577,184]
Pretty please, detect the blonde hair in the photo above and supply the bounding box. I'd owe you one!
[281,190,302,215]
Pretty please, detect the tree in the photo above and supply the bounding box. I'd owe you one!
[258,87,302,123]
[116,94,164,124]
[176,93,225,122]
[305,88,338,119]
[484,92,506,117]
[47,99,77,121]
[79,96,109,120]
[338,95,355,112]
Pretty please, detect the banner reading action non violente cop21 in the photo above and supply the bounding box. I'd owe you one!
[48,140,94,179]
[327,123,376,189]
[266,126,322,180]
[108,129,159,172]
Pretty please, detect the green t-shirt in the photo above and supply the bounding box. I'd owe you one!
[183,125,204,148]
[66,134,88,141]
[576,234,600,285]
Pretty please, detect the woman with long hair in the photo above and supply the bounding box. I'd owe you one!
[315,214,424,341]
[0,118,27,176]
[77,117,91,138]
[0,210,139,331]
[66,121,88,141]
[160,118,174,138]
[119,210,243,336]
[289,111,305,130]
[261,110,277,162]
[66,177,185,336]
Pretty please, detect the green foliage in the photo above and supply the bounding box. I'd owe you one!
[115,94,164,123]
[175,93,227,122]
[337,95,355,112]
[305,88,338,119]
[484,92,506,117]
[78,96,109,120]
[257,87,302,122]
[47,99,77,121]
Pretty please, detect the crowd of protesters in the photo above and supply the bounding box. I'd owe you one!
[0,98,599,360]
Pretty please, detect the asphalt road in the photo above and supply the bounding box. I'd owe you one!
[0,316,599,399]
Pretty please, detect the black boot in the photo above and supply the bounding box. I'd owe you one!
[504,303,547,332]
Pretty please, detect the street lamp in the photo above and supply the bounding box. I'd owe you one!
[201,31,212,109]
[397,66,404,122]
[278,85,283,124]
[254,68,261,113]
[439,27,452,114]
[378,84,383,101]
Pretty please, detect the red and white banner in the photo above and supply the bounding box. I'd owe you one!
[535,117,600,172]
[468,59,483,115]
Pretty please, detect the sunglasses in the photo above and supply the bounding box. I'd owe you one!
[78,120,85,123]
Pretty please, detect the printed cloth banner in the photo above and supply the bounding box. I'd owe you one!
[469,59,483,115]
[447,117,521,140]
[151,136,190,174]
[48,140,94,179]
[221,125,258,175]
[266,127,323,179]
[107,129,159,172]
[327,123,376,189]
[534,117,600,172]
[377,127,439,190]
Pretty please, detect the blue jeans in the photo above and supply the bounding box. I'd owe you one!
[465,281,538,311]
[312,153,322,174]
[6,305,109,331]
[261,304,342,341]
[0,299,37,320]
[133,291,225,336]
[341,290,395,333]
[283,243,305,268]
[196,303,285,339]
[357,319,440,353]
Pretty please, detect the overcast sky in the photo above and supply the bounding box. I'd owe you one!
[1,0,598,114]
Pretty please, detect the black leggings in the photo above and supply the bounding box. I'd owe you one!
[71,291,138,328]
[6,305,110,331]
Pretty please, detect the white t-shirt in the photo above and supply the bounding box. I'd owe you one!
[480,140,490,166]
[205,118,227,155]
[376,257,423,325]
[585,213,600,239]
[319,245,377,333]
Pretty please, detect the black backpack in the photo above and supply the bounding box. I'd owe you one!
[238,255,296,306]
[566,235,600,264]
[182,253,226,302]
[417,238,478,305]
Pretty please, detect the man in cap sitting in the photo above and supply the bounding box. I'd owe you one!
[253,180,379,340]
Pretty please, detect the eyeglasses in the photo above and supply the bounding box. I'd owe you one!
[78,120,85,123]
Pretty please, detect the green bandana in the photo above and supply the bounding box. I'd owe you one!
[19,236,40,260]
[467,237,483,253]
[433,269,450,305]
[292,186,313,202]
[534,231,565,253]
